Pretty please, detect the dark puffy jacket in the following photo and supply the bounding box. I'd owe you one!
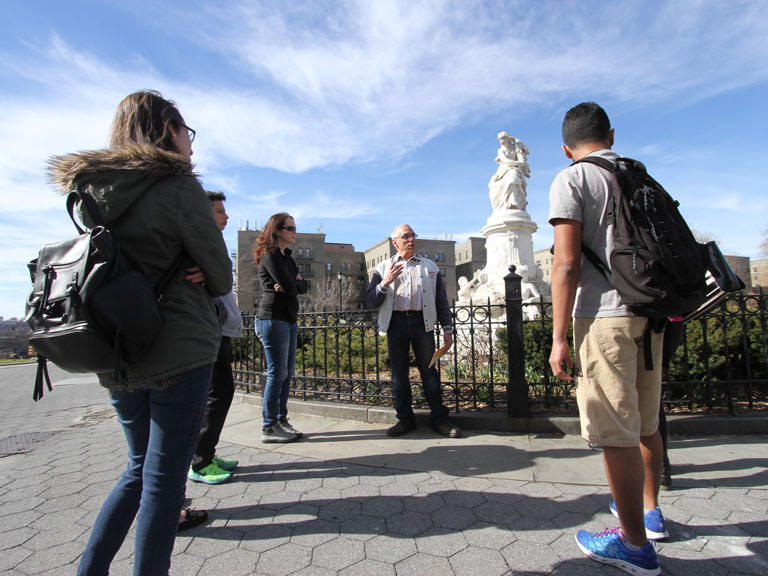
[47,143,232,389]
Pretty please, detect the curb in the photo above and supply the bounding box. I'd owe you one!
[234,390,768,436]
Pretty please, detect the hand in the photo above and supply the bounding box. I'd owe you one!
[184,265,206,285]
[443,332,454,349]
[274,283,283,292]
[549,340,574,381]
[296,272,303,281]
[383,262,404,286]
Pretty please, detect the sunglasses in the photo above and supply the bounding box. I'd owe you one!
[279,225,297,232]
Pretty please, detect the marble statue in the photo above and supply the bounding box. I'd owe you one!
[456,131,548,319]
[488,132,530,212]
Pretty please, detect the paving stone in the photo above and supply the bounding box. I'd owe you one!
[500,539,562,573]
[0,527,36,550]
[450,545,510,575]
[289,518,340,547]
[312,536,365,570]
[318,497,362,521]
[239,523,292,553]
[361,496,404,517]
[365,534,417,563]
[432,505,478,530]
[339,558,395,576]
[256,541,312,575]
[403,493,446,514]
[341,482,382,499]
[340,513,387,540]
[386,509,433,537]
[395,552,452,576]
[415,527,468,557]
[199,548,260,575]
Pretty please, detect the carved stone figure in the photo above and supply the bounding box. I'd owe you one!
[488,132,530,211]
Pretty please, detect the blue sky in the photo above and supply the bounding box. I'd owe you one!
[2,0,767,319]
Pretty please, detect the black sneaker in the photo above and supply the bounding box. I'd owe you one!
[387,419,417,437]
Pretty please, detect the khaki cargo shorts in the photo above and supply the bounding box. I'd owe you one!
[573,316,663,447]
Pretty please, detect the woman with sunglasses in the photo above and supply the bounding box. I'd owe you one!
[253,213,307,442]
[49,90,232,575]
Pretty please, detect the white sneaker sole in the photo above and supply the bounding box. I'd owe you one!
[575,535,661,576]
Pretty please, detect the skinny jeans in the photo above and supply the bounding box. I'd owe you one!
[256,319,297,428]
[77,364,212,576]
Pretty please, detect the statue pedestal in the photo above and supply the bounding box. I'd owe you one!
[457,209,543,311]
[480,210,538,301]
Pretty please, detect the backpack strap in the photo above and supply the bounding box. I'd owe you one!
[33,356,52,401]
[66,190,107,233]
[571,156,617,282]
[574,155,617,173]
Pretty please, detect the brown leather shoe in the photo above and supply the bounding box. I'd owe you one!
[387,419,417,437]
[433,422,462,438]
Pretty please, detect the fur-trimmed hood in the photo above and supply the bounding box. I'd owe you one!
[47,143,198,223]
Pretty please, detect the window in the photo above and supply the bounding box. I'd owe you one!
[305,248,311,258]
[297,247,304,257]
[326,262,331,271]
[305,263,311,272]
[298,263,304,273]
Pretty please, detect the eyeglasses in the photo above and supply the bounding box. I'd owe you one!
[399,233,417,240]
[279,225,297,232]
[180,123,196,143]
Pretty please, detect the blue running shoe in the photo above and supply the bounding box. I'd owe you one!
[575,527,660,576]
[610,501,670,541]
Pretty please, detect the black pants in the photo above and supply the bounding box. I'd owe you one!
[660,322,684,461]
[191,337,235,472]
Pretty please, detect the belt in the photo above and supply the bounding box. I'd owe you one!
[392,310,423,317]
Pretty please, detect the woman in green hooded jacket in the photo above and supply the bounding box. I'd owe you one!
[48,91,231,576]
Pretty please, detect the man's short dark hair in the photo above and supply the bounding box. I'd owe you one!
[562,102,611,148]
[206,191,226,202]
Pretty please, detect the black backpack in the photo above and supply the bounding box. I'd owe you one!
[25,190,180,400]
[575,156,711,323]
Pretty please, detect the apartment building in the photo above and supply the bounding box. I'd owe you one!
[236,228,366,312]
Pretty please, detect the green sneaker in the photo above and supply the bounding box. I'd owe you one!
[212,455,238,471]
[188,462,232,485]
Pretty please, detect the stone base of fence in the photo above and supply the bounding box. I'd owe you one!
[233,390,768,436]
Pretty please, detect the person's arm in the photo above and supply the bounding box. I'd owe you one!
[177,180,232,296]
[365,260,404,309]
[549,219,581,381]
[435,271,454,348]
[365,270,386,308]
[261,252,299,294]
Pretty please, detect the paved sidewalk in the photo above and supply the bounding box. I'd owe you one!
[0,363,766,575]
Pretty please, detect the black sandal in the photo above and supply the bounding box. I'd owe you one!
[178,507,208,532]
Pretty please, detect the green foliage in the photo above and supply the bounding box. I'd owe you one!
[668,313,767,382]
[295,325,389,377]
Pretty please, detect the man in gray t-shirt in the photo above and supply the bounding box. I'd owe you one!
[548,103,665,575]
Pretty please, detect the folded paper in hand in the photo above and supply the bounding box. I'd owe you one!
[429,343,452,368]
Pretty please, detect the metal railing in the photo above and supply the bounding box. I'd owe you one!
[232,270,767,416]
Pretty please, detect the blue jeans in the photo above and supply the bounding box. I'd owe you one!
[77,364,212,576]
[387,312,449,427]
[256,319,297,428]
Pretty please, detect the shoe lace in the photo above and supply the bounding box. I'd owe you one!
[594,527,621,539]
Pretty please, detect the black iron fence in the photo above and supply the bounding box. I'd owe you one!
[232,269,768,416]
